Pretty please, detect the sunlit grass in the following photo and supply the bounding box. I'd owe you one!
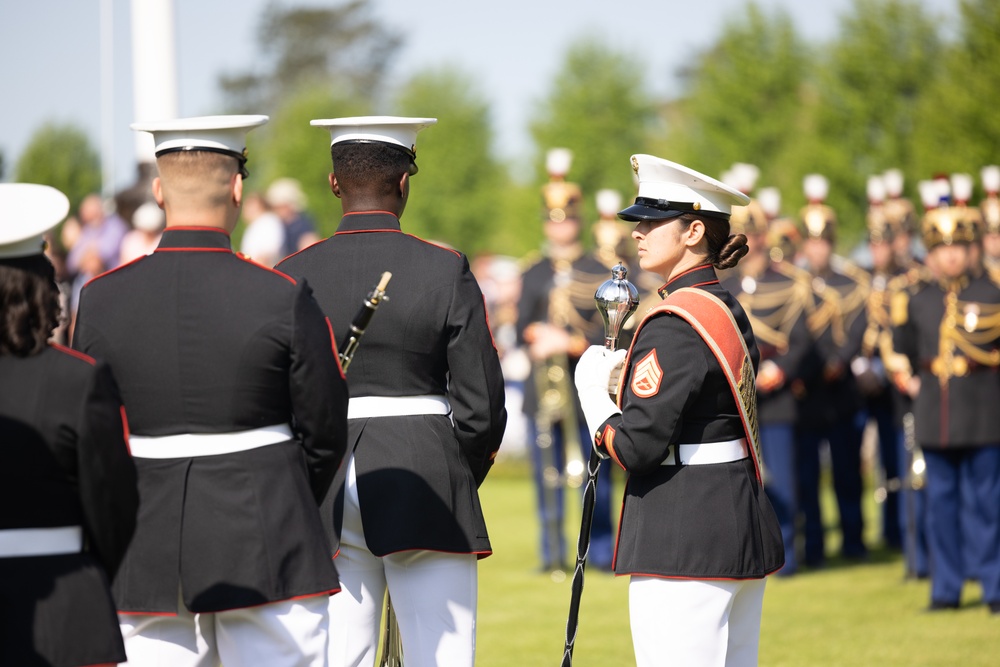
[473,459,1000,666]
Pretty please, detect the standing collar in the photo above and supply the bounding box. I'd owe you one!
[155,226,232,251]
[658,263,718,298]
[336,211,402,233]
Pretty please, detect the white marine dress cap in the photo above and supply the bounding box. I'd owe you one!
[0,183,70,259]
[618,154,751,222]
[130,115,269,176]
[310,116,437,174]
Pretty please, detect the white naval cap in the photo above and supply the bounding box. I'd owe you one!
[130,115,269,175]
[311,116,437,175]
[0,184,70,259]
[982,165,1000,194]
[951,173,974,204]
[867,175,886,203]
[618,154,750,222]
[596,189,622,218]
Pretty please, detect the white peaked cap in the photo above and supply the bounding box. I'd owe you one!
[919,180,940,209]
[982,165,1000,194]
[546,148,573,177]
[730,162,761,194]
[0,184,70,259]
[883,169,905,197]
[935,175,952,201]
[803,174,829,202]
[596,189,622,217]
[867,175,886,203]
[312,116,437,174]
[132,201,165,233]
[951,173,974,203]
[758,187,782,218]
[313,116,435,152]
[618,154,750,222]
[130,115,268,161]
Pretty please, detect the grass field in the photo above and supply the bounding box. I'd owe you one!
[472,460,999,666]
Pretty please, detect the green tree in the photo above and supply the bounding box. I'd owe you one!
[809,0,942,239]
[392,66,525,256]
[15,122,101,213]
[220,0,402,114]
[530,37,658,229]
[663,1,811,192]
[249,86,369,239]
[913,0,1000,183]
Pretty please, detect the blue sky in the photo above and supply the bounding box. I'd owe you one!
[0,0,959,193]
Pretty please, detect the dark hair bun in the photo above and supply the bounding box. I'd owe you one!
[714,233,749,270]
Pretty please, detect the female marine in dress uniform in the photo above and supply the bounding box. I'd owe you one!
[0,184,138,666]
[575,155,784,667]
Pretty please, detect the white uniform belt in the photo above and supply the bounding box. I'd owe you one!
[662,438,749,466]
[0,526,83,558]
[128,424,293,459]
[348,395,451,420]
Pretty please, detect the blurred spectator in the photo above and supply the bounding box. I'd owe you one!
[240,192,285,267]
[119,202,165,264]
[266,178,319,259]
[65,193,128,318]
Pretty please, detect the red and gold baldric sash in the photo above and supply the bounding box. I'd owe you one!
[620,287,763,482]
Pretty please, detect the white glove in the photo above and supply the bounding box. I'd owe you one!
[574,345,627,441]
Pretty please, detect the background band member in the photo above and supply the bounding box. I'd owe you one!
[892,203,1000,614]
[722,187,814,576]
[0,183,138,667]
[575,154,784,666]
[277,116,507,667]
[74,116,348,666]
[795,174,870,566]
[517,148,613,573]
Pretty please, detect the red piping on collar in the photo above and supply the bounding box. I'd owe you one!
[154,247,230,253]
[342,210,398,218]
[665,263,715,287]
[51,343,96,365]
[334,228,403,235]
[162,225,230,235]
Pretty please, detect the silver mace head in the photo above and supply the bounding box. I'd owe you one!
[595,262,640,351]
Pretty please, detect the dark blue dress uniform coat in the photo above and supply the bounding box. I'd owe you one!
[0,344,138,666]
[595,265,784,578]
[893,272,1000,448]
[277,212,507,557]
[73,227,348,614]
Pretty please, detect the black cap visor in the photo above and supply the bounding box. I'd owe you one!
[618,197,729,223]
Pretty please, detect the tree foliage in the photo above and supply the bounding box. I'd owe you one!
[663,2,811,189]
[219,0,402,113]
[912,0,1000,183]
[530,37,658,229]
[15,122,101,214]
[810,0,943,236]
[249,86,369,238]
[392,66,522,256]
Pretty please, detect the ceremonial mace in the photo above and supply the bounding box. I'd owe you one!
[339,272,392,371]
[561,263,638,667]
[335,272,403,666]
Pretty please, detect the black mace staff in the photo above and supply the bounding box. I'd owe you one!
[561,263,638,667]
[339,271,392,371]
[335,271,402,666]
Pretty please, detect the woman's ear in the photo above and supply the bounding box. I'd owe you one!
[685,218,706,247]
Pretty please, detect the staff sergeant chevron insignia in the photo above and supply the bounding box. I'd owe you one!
[631,349,663,398]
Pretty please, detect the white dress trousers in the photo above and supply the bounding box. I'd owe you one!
[118,589,329,667]
[328,454,478,667]
[629,576,766,667]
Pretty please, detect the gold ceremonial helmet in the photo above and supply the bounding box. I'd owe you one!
[799,174,836,241]
[867,207,894,245]
[730,199,769,236]
[542,148,582,223]
[767,217,802,263]
[922,206,978,249]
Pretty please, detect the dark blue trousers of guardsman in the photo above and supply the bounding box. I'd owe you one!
[922,446,1000,608]
[527,421,614,571]
[761,422,797,575]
